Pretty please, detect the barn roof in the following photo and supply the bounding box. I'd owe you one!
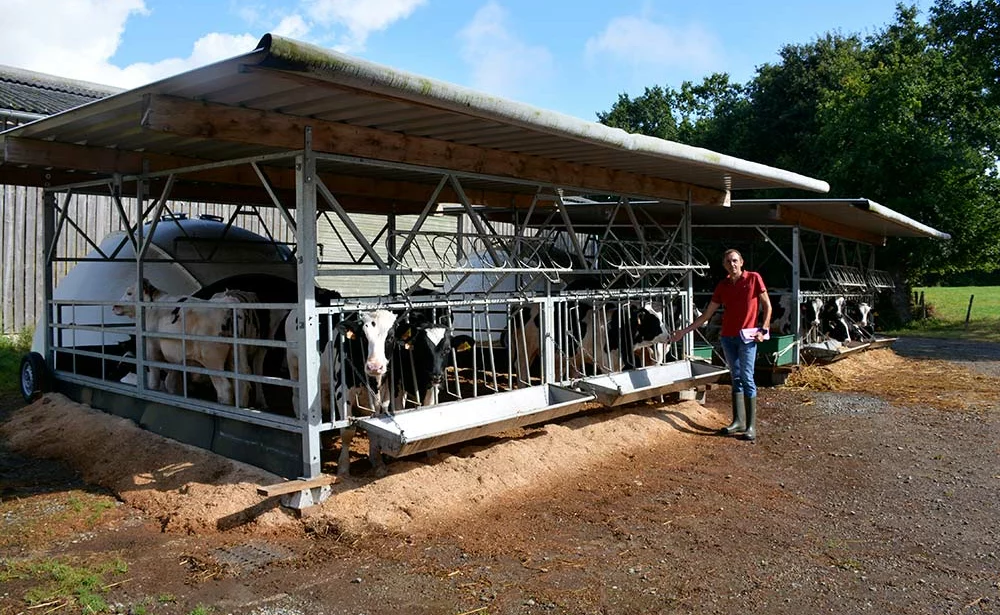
[0,64,122,118]
[0,34,828,211]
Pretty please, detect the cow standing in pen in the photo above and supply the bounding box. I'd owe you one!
[392,311,475,410]
[112,279,260,407]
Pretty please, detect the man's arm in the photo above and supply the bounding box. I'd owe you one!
[669,301,720,342]
[755,291,772,341]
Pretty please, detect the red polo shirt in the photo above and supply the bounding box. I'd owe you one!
[710,271,767,337]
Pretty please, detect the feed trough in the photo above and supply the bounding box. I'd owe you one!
[358,384,596,457]
[866,337,898,350]
[574,360,729,408]
[801,340,871,363]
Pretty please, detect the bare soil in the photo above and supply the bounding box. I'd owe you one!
[1,337,998,615]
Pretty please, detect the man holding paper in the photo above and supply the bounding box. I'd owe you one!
[669,249,772,441]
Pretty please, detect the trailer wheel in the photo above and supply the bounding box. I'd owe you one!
[20,352,47,403]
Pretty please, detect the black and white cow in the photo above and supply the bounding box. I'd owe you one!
[282,288,399,476]
[332,309,399,477]
[801,296,853,343]
[771,293,795,336]
[392,312,475,410]
[844,300,874,341]
[113,279,261,407]
[822,296,852,343]
[509,299,672,383]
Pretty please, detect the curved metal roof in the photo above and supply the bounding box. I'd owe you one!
[0,34,828,209]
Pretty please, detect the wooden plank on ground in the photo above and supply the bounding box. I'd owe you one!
[257,474,337,498]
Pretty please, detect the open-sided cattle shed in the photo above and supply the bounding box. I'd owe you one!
[0,34,831,503]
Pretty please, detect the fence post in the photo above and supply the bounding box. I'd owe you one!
[965,294,975,330]
[920,291,926,319]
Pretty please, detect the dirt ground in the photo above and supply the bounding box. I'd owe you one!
[1,337,999,615]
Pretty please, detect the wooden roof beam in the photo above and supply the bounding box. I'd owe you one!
[1,136,538,210]
[778,205,885,246]
[140,94,728,206]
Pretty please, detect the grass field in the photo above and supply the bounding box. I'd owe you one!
[894,286,1000,342]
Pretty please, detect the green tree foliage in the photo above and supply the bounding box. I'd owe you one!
[597,1,1000,284]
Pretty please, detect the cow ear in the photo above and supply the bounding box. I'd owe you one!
[398,326,413,341]
[456,340,473,352]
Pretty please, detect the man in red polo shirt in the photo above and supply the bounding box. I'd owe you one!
[669,249,772,441]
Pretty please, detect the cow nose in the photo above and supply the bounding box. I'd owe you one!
[430,373,443,385]
[366,360,386,376]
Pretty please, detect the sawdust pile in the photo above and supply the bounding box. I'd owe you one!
[786,349,1000,410]
[0,394,291,534]
[318,400,716,536]
[0,393,720,537]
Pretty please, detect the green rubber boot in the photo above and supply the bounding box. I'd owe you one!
[741,395,757,441]
[720,392,746,435]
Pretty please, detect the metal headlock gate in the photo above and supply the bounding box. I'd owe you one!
[33,132,730,498]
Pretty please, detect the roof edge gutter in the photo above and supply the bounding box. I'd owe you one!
[256,34,830,195]
[1,107,46,124]
[857,199,951,240]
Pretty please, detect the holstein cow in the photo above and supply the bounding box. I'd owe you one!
[284,296,398,476]
[510,299,671,383]
[392,312,475,409]
[113,279,260,406]
[821,296,852,343]
[770,293,795,336]
[801,297,827,343]
[844,300,875,341]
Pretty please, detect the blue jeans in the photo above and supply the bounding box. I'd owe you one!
[720,336,757,398]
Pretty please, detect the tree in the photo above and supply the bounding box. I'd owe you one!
[595,2,1000,286]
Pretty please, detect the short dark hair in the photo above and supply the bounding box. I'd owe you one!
[722,249,743,261]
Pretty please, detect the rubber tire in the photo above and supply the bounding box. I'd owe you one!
[19,352,47,403]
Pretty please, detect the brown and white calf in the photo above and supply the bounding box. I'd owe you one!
[112,279,260,406]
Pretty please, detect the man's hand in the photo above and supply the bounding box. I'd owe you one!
[668,330,684,343]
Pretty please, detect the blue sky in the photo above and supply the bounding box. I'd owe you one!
[2,0,922,121]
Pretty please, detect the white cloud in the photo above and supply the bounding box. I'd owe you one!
[0,0,427,91]
[303,0,427,50]
[108,33,260,88]
[457,2,554,100]
[585,14,724,73]
[273,14,311,40]
[0,0,259,88]
[0,0,148,84]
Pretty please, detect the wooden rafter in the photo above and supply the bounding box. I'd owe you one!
[777,205,885,246]
[1,136,541,211]
[139,95,727,206]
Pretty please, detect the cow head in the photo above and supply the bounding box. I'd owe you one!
[822,297,851,343]
[339,309,398,383]
[112,278,159,318]
[802,297,824,328]
[396,320,452,387]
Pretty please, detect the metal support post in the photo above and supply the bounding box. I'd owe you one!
[792,226,801,365]
[295,127,323,479]
[682,196,694,358]
[41,191,56,368]
[540,295,556,384]
[131,173,148,395]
